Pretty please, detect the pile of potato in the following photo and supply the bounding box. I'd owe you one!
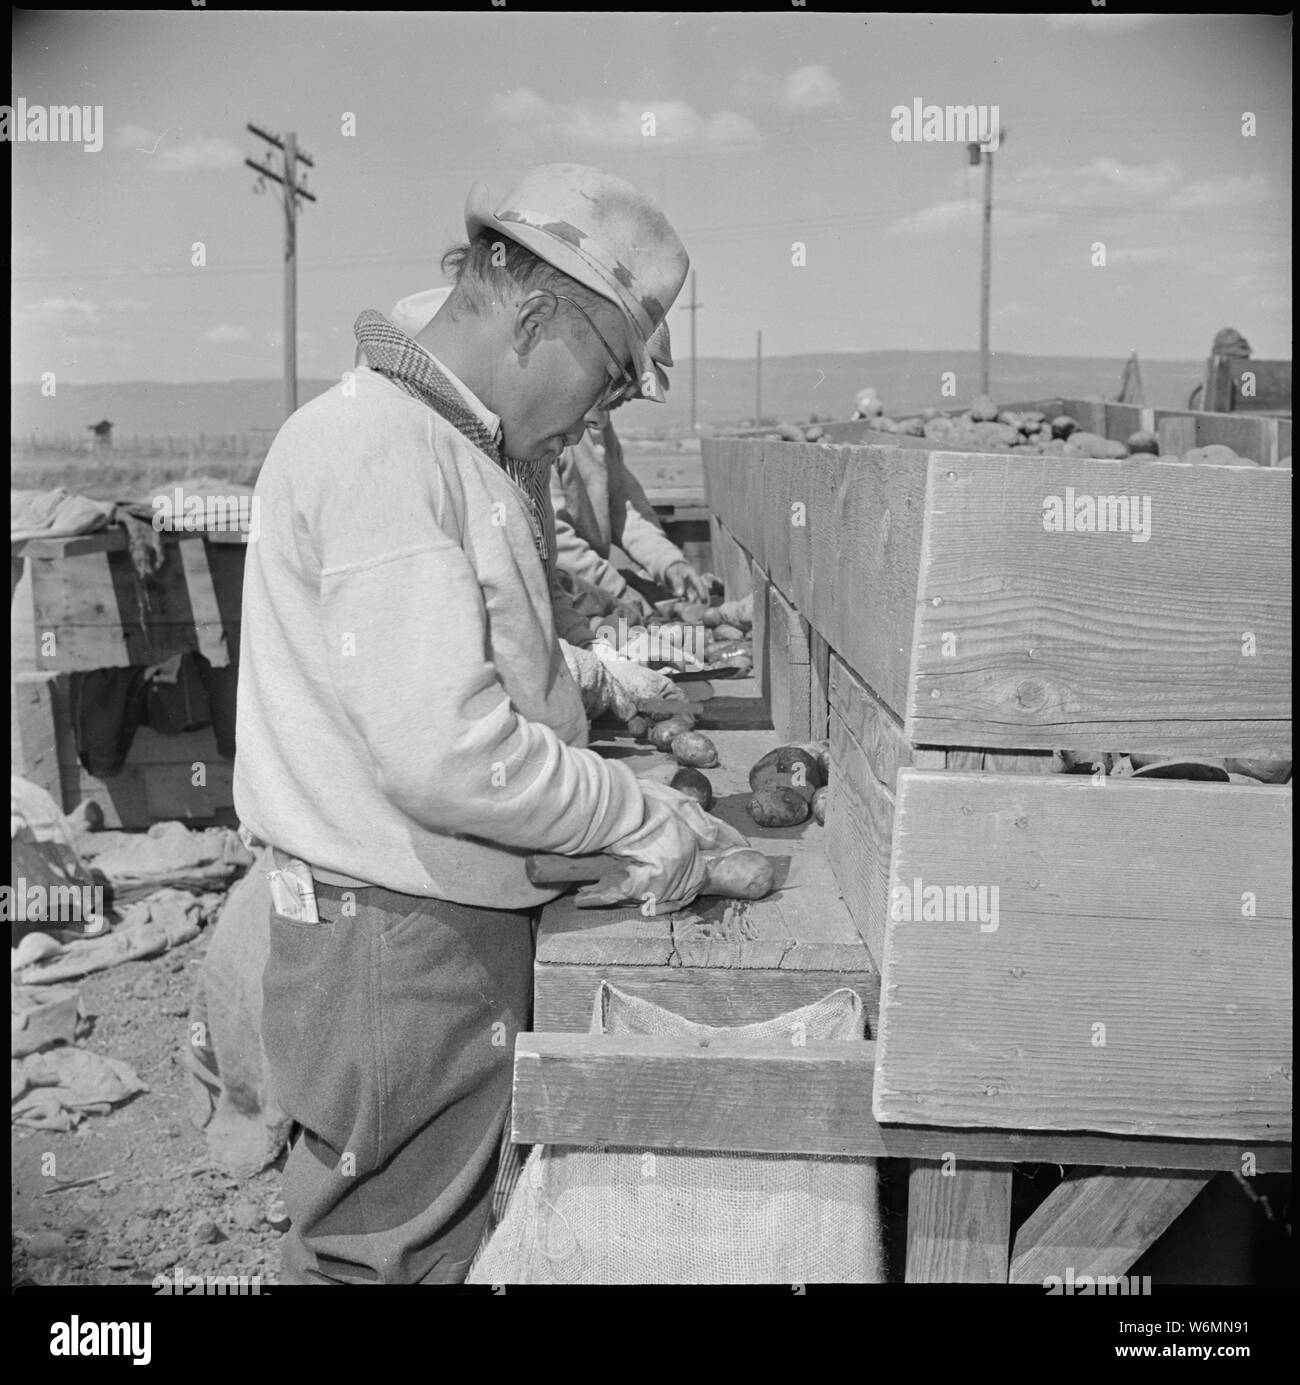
[771,396,1267,465]
[747,740,831,828]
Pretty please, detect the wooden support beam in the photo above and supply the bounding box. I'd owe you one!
[767,583,811,741]
[510,1033,1291,1172]
[749,560,771,704]
[1008,1167,1211,1284]
[876,770,1293,1143]
[905,1161,1012,1283]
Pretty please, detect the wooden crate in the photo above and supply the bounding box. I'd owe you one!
[703,436,1292,961]
[23,528,245,674]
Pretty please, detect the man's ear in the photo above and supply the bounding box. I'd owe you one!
[512,291,558,360]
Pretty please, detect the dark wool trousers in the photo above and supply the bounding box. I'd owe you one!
[261,878,535,1284]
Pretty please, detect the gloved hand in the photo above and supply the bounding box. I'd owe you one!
[562,641,685,721]
[596,653,685,721]
[663,560,712,604]
[576,778,749,914]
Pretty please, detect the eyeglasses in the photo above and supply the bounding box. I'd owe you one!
[548,292,641,411]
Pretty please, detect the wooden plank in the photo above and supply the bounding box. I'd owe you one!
[510,1033,1290,1169]
[706,516,752,604]
[1154,410,1198,458]
[875,770,1293,1142]
[12,671,62,804]
[534,964,880,1036]
[710,441,928,718]
[1104,402,1149,442]
[177,538,231,669]
[766,584,812,741]
[30,530,244,673]
[1194,411,1273,466]
[1060,399,1107,434]
[808,627,831,741]
[906,452,1292,754]
[825,703,897,967]
[1277,417,1291,464]
[905,1162,1012,1283]
[1205,357,1291,415]
[829,654,913,789]
[750,560,771,704]
[536,729,870,972]
[1008,1167,1211,1284]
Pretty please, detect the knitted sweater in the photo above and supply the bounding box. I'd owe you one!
[233,367,650,907]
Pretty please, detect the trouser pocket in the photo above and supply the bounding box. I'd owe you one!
[261,905,367,1157]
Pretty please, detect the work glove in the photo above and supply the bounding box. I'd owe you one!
[576,778,749,914]
[663,560,712,604]
[562,642,685,722]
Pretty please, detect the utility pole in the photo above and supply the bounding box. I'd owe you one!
[966,127,1006,398]
[682,270,702,432]
[246,124,317,420]
[755,329,763,425]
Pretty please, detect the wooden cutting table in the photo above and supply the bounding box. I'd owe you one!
[533,679,880,1036]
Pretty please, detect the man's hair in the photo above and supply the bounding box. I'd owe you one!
[440,231,611,340]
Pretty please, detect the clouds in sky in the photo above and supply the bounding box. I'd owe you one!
[204,324,250,344]
[487,90,759,149]
[115,125,245,172]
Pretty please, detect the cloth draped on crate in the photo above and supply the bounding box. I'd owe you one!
[468,983,885,1285]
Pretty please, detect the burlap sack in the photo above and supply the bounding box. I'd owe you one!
[469,983,884,1284]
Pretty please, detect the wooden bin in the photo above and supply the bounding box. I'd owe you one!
[13,527,246,826]
[703,436,1292,963]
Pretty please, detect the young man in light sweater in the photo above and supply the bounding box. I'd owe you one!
[234,164,745,1284]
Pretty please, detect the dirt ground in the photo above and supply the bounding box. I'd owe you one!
[11,917,285,1288]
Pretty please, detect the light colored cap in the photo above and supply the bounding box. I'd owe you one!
[465,163,688,401]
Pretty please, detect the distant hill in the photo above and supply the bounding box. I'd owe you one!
[11,351,1206,442]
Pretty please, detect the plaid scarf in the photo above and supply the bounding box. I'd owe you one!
[354,309,554,578]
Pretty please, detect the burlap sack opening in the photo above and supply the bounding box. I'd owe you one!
[469,982,884,1284]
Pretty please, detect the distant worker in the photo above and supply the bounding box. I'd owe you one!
[850,387,883,420]
[552,344,714,622]
[1211,327,1252,360]
[1191,328,1255,407]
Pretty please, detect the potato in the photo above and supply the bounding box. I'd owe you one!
[1224,757,1291,784]
[676,602,709,625]
[700,606,726,628]
[1126,430,1160,456]
[704,847,775,900]
[749,746,826,797]
[791,739,831,780]
[704,639,749,661]
[704,654,752,675]
[716,595,754,629]
[1051,415,1079,440]
[811,786,829,825]
[670,766,714,810]
[626,715,650,742]
[648,715,695,750]
[1185,444,1256,467]
[776,422,805,442]
[748,787,811,828]
[969,394,999,422]
[671,731,720,769]
[711,623,745,643]
[804,424,825,442]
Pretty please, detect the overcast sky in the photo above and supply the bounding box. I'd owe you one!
[10,9,1292,384]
